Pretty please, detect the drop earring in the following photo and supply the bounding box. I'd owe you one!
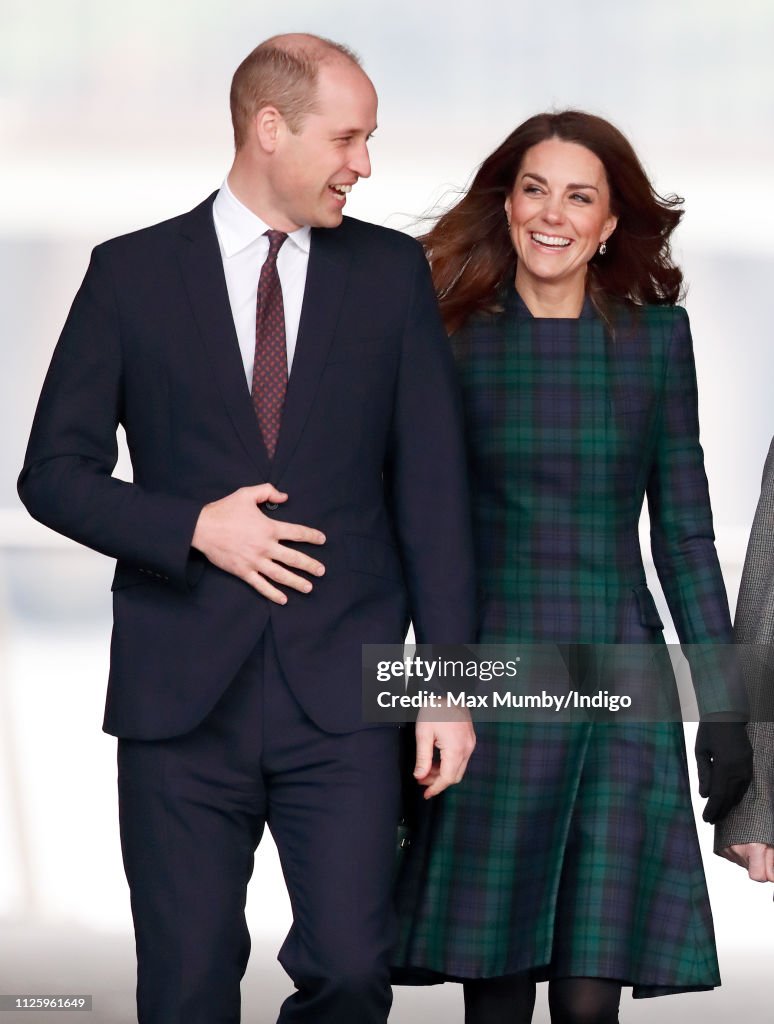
[598,241,607,256]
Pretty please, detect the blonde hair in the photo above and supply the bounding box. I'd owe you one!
[230,35,362,149]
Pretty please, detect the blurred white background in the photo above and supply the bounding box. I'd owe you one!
[2,0,774,1020]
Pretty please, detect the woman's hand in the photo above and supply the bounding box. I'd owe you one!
[695,718,753,823]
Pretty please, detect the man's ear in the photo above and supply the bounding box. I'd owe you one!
[255,106,284,154]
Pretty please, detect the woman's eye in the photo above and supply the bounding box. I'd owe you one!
[570,193,592,203]
[524,185,542,195]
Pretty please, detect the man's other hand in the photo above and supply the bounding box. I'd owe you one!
[414,708,476,799]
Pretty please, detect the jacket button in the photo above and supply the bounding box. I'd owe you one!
[264,502,279,512]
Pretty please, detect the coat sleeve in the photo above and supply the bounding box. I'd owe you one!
[383,242,477,645]
[17,244,204,590]
[645,306,744,715]
[715,438,774,849]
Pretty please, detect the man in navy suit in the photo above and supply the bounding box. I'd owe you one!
[18,33,476,1024]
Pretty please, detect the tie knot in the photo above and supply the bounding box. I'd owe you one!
[264,229,288,263]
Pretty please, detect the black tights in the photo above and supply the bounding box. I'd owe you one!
[463,974,621,1024]
[464,974,536,1023]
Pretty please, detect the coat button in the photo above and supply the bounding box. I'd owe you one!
[264,502,279,512]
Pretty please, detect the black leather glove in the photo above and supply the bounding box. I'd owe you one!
[694,716,753,824]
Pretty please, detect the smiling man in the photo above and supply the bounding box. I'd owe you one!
[18,33,476,1024]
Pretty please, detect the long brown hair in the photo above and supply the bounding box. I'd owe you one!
[423,111,684,332]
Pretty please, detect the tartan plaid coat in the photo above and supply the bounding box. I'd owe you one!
[394,289,735,997]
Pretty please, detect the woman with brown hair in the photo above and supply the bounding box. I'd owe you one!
[393,111,752,1023]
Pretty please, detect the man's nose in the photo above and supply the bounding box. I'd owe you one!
[349,141,371,179]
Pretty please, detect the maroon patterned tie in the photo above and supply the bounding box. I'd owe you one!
[251,229,288,459]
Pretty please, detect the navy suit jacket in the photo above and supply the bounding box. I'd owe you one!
[19,193,476,738]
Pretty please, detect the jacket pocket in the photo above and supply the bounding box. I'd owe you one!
[111,563,166,590]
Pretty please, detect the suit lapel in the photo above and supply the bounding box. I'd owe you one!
[272,225,352,482]
[175,194,272,479]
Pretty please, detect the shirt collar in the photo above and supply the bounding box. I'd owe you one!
[213,178,311,257]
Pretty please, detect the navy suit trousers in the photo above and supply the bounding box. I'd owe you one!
[117,628,402,1023]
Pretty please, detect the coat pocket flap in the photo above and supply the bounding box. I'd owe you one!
[633,585,664,630]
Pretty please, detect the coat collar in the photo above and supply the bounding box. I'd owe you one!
[176,192,271,478]
[505,284,596,321]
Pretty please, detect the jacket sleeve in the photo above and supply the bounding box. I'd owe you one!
[17,245,204,590]
[384,242,477,646]
[645,306,743,715]
[715,437,774,848]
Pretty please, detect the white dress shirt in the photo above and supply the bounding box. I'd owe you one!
[212,179,311,383]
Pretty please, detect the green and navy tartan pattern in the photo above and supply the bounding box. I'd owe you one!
[394,291,730,996]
